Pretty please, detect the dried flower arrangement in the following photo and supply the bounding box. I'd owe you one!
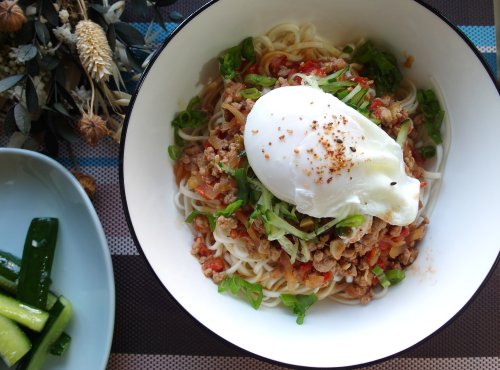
[0,0,181,196]
[0,0,181,154]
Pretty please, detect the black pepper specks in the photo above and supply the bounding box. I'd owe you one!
[390,181,397,186]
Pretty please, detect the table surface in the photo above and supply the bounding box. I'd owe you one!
[3,0,500,369]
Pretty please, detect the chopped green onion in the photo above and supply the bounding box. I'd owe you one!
[335,214,365,229]
[240,37,256,63]
[219,45,242,80]
[280,294,317,325]
[372,265,391,288]
[171,96,208,129]
[218,275,263,309]
[419,145,436,159]
[385,269,405,285]
[396,119,412,147]
[240,87,261,99]
[244,74,277,87]
[167,145,182,160]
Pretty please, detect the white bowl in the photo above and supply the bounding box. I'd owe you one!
[120,0,500,367]
[0,148,115,370]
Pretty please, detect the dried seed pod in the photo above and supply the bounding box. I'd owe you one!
[72,171,96,199]
[77,112,109,146]
[0,0,27,33]
[75,20,113,82]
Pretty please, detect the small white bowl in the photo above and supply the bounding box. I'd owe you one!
[0,148,115,370]
[120,0,500,367]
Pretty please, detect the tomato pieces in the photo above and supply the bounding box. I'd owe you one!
[203,257,225,272]
[195,183,218,200]
[298,60,325,76]
[369,98,385,111]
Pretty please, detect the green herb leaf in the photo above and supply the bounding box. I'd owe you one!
[218,275,263,309]
[167,144,182,160]
[13,103,31,135]
[185,210,217,232]
[352,40,402,95]
[215,200,244,218]
[0,75,25,94]
[280,294,317,325]
[335,214,365,229]
[417,89,444,145]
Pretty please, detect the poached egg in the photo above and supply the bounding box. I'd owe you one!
[243,85,420,226]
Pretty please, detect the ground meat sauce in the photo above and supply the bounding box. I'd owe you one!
[176,51,431,304]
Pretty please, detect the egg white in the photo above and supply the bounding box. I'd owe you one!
[244,85,420,226]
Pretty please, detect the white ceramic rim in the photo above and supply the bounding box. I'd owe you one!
[119,0,500,368]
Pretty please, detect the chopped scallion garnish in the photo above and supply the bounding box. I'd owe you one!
[244,74,277,87]
[241,87,261,99]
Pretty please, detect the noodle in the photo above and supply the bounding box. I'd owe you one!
[170,23,444,316]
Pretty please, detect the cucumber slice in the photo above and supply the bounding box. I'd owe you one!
[0,249,59,309]
[0,314,31,367]
[0,293,48,332]
[17,218,59,310]
[0,251,21,282]
[17,296,73,370]
[49,332,71,356]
